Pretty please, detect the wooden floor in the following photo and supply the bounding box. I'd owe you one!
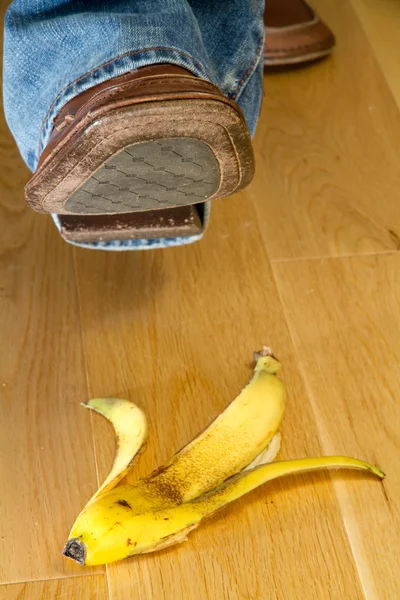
[1,1,399,598]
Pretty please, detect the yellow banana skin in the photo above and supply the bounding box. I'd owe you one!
[94,351,284,508]
[92,352,284,507]
[66,457,384,566]
[63,350,384,567]
[83,398,148,505]
[147,351,286,502]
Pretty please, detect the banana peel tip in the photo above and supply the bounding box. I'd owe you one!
[372,465,385,479]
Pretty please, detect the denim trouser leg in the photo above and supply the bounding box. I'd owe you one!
[3,0,264,250]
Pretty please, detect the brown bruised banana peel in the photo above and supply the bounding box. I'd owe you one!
[63,348,384,566]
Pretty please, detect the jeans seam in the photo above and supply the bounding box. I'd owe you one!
[39,46,213,152]
[230,39,263,102]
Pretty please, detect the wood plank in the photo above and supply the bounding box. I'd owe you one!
[273,253,400,599]
[75,196,363,600]
[0,575,108,600]
[352,0,400,109]
[251,0,400,260]
[0,115,101,581]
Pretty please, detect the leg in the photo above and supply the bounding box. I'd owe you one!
[4,0,264,249]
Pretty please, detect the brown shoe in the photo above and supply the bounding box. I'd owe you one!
[264,0,335,66]
[26,65,254,225]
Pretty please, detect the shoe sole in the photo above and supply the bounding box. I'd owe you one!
[263,47,332,66]
[26,95,254,216]
[65,137,219,215]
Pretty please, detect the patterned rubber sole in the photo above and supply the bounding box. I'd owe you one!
[65,137,220,215]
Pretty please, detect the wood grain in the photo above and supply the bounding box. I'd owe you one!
[0,0,102,583]
[252,0,400,260]
[0,124,101,581]
[74,195,363,600]
[2,0,400,597]
[0,576,108,600]
[352,0,400,108]
[273,253,400,599]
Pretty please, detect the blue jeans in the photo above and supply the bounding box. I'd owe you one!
[3,0,264,250]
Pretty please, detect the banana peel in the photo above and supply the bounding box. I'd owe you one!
[63,349,384,566]
[82,398,148,505]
